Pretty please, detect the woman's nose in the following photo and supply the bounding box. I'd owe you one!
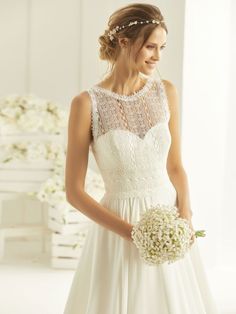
[153,49,160,61]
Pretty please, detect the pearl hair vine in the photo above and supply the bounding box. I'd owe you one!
[107,19,162,41]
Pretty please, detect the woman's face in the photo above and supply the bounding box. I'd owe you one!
[131,26,167,75]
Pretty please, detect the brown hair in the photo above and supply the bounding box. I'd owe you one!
[98,3,167,70]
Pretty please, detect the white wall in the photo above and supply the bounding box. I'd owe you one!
[0,0,81,106]
[182,0,231,268]
[221,0,236,268]
[0,0,29,95]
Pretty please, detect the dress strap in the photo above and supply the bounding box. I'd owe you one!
[87,88,99,142]
[156,77,170,121]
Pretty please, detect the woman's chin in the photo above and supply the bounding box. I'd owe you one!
[139,67,154,76]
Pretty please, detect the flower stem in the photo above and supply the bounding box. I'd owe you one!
[195,230,206,238]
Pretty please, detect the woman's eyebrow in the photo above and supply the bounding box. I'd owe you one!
[147,42,167,46]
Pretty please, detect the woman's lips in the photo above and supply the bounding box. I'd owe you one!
[145,61,157,68]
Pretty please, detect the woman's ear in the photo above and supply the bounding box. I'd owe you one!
[117,37,129,48]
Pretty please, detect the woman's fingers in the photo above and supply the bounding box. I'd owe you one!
[177,210,195,246]
[188,220,195,245]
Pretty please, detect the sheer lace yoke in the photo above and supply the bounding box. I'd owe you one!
[87,76,170,142]
[93,76,153,101]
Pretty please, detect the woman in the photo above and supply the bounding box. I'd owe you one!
[64,3,218,313]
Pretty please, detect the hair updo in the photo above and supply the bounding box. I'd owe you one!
[98,3,168,66]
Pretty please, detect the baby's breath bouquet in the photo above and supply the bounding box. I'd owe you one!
[131,204,205,265]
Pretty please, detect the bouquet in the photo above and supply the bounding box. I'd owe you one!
[131,204,205,265]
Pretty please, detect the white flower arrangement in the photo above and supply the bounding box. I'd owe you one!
[131,204,206,265]
[31,167,105,224]
[0,94,67,134]
[0,141,66,167]
[35,174,67,207]
[29,173,70,224]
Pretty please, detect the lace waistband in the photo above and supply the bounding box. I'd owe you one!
[100,183,177,203]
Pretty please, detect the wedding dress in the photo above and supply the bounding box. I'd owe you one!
[64,75,219,314]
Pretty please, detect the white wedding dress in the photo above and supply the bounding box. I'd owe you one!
[64,76,219,314]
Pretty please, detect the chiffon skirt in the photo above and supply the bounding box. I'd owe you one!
[63,191,219,314]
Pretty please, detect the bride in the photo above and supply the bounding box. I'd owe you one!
[64,3,219,313]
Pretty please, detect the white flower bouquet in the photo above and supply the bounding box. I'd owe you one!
[131,204,205,265]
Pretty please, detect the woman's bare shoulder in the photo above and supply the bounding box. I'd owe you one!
[69,91,94,118]
[161,79,179,112]
[161,79,178,94]
[68,91,93,143]
[70,90,92,107]
[68,91,93,126]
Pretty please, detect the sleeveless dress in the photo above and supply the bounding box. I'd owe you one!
[64,76,219,314]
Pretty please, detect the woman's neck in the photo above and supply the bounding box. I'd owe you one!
[100,72,147,96]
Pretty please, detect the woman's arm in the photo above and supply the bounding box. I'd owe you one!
[65,92,133,241]
[162,80,193,222]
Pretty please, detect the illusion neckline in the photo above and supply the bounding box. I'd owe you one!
[93,76,154,101]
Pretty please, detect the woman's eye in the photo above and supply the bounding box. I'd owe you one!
[146,45,166,50]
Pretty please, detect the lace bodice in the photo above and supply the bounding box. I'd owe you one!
[87,76,176,202]
[88,76,170,142]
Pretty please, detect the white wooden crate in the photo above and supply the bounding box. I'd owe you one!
[0,161,54,192]
[50,227,90,269]
[48,204,89,223]
[51,257,79,269]
[0,132,105,268]
[47,204,91,235]
[0,132,65,261]
[48,219,81,235]
[0,168,52,181]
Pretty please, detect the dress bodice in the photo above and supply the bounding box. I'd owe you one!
[87,76,176,201]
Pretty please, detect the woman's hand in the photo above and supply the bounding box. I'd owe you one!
[125,224,135,243]
[178,209,195,246]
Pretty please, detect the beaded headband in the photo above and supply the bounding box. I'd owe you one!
[107,19,162,41]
